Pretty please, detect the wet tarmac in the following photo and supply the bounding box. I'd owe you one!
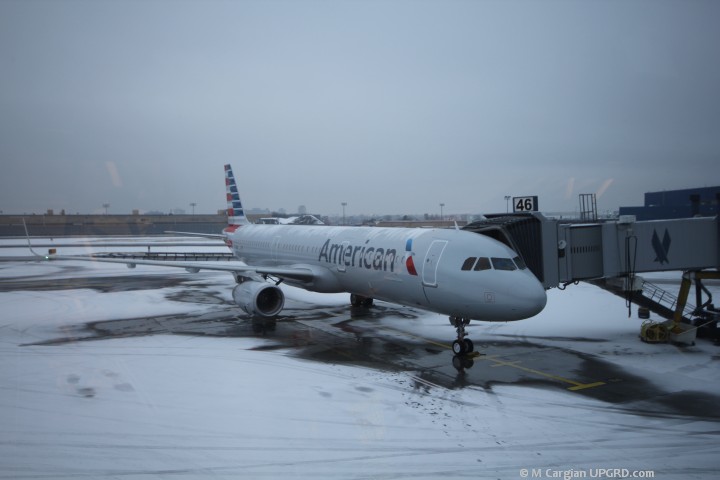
[12,271,720,423]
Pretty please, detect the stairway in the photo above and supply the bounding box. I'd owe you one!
[587,276,696,322]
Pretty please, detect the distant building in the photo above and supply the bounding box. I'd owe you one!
[619,186,720,221]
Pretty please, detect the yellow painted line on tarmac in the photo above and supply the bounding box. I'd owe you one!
[490,360,521,368]
[380,327,453,351]
[480,355,606,391]
[567,382,607,391]
[427,338,455,350]
[376,326,606,392]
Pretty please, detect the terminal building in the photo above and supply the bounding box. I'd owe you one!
[619,186,720,221]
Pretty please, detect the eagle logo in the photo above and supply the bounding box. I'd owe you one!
[651,229,671,265]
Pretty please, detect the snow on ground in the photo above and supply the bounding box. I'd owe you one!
[1,238,719,479]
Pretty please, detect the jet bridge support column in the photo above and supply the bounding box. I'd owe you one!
[640,270,720,345]
[673,273,694,325]
[674,271,720,331]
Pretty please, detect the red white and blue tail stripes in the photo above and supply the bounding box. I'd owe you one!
[224,164,249,228]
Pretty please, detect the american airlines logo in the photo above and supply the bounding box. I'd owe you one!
[652,229,671,265]
[318,239,398,273]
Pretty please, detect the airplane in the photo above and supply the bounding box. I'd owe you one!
[27,164,547,356]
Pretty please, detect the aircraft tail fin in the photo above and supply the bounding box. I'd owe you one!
[224,164,250,227]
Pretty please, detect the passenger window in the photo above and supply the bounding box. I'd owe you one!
[473,257,491,271]
[461,257,477,271]
[491,257,517,271]
[513,256,527,270]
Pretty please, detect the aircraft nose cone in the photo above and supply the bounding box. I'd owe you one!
[513,274,547,319]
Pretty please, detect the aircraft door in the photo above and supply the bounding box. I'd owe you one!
[422,240,448,287]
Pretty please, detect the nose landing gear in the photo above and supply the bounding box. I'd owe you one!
[450,316,474,355]
[450,316,480,371]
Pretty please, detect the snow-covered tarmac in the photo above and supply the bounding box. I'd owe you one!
[1,238,719,479]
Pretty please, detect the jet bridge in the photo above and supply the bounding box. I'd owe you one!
[463,214,720,342]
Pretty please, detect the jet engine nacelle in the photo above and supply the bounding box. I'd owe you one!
[232,281,285,318]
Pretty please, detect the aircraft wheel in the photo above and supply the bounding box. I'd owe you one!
[452,339,466,355]
[362,297,374,307]
[463,338,474,353]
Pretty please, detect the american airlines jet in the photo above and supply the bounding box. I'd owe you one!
[32,165,547,356]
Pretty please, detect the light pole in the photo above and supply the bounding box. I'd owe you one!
[504,196,511,213]
[190,202,197,215]
[341,202,347,226]
[439,203,445,221]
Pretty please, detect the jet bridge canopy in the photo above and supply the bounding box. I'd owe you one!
[463,214,545,284]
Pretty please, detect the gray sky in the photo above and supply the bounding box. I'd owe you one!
[1,0,719,217]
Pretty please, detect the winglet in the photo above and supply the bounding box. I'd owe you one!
[23,219,42,258]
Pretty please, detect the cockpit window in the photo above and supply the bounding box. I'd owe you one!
[473,257,491,271]
[491,257,517,271]
[513,255,527,270]
[461,257,476,271]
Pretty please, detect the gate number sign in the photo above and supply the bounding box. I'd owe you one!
[513,196,539,212]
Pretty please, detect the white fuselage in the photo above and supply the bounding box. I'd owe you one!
[227,224,547,321]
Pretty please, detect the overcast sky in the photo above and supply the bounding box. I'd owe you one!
[1,0,718,217]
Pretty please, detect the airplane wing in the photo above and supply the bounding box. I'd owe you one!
[21,220,315,282]
[164,231,227,240]
[36,253,316,283]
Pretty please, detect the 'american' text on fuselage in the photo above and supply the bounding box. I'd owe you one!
[318,239,398,272]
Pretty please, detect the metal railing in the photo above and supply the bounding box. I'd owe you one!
[640,280,696,319]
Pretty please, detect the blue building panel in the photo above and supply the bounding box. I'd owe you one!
[620,186,719,221]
